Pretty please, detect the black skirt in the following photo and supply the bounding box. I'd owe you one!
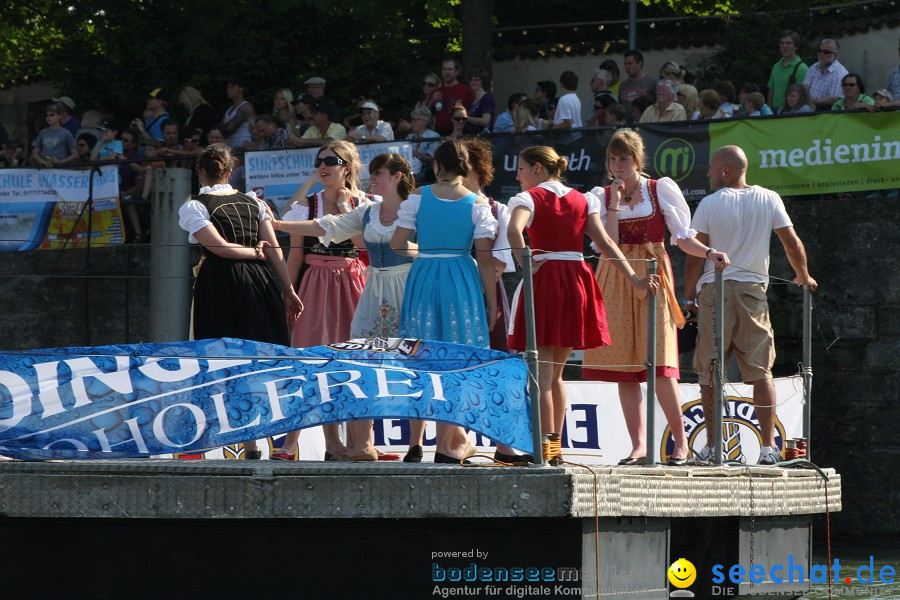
[192,254,289,346]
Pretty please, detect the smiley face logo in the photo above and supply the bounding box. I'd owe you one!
[668,558,697,588]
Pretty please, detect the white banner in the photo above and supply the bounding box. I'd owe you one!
[243,142,414,217]
[161,377,804,464]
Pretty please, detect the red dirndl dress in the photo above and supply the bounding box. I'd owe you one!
[508,185,610,351]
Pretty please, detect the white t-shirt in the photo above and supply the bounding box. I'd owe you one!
[691,185,793,290]
[353,120,394,141]
[553,92,582,128]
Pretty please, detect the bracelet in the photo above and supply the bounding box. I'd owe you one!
[336,202,350,208]
[683,299,697,306]
[608,208,619,212]
[705,247,714,257]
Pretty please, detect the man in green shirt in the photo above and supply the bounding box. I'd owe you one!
[767,30,809,109]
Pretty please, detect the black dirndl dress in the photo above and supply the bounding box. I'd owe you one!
[191,192,289,346]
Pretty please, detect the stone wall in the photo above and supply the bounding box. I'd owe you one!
[0,197,897,536]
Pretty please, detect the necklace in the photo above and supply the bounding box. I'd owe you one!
[379,205,398,226]
[622,177,643,205]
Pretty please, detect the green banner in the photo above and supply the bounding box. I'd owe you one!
[708,111,900,196]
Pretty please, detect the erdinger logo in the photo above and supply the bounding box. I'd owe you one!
[661,397,786,463]
[653,138,695,182]
[327,337,422,355]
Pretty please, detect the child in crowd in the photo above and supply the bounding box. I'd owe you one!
[91,120,124,161]
[31,103,78,167]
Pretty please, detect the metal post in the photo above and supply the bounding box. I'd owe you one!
[802,285,813,459]
[628,0,637,50]
[522,247,545,466]
[149,168,192,342]
[645,259,658,465]
[713,269,725,465]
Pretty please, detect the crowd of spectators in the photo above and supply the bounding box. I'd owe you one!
[1,34,898,234]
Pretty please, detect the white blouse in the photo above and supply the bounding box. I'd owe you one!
[590,176,697,244]
[178,184,269,244]
[316,200,398,247]
[491,200,515,273]
[508,180,602,228]
[396,193,497,240]
[282,190,376,223]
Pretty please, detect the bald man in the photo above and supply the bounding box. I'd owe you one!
[684,146,817,465]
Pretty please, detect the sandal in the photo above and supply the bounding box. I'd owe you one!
[270,448,296,461]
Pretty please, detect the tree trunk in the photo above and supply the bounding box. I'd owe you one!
[461,0,494,79]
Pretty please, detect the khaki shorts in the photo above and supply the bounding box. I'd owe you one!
[693,281,774,385]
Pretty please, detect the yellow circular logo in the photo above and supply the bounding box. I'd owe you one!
[668,558,697,588]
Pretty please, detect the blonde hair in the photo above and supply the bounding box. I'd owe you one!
[513,105,536,132]
[659,60,686,83]
[318,140,362,193]
[80,110,100,129]
[678,84,699,117]
[519,146,568,181]
[605,129,646,178]
[273,88,294,112]
[178,86,209,112]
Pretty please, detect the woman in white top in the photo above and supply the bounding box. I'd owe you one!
[272,154,416,461]
[391,139,498,464]
[277,140,371,461]
[177,143,302,459]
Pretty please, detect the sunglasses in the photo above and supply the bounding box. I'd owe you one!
[314,156,347,168]
[841,82,858,87]
[817,49,836,55]
[423,81,437,87]
[452,116,467,122]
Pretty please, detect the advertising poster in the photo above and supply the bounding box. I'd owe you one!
[0,167,122,251]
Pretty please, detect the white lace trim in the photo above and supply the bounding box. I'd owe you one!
[199,183,236,196]
[365,203,401,236]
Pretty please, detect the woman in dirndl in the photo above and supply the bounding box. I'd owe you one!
[178,143,302,459]
[581,129,728,466]
[277,140,370,461]
[507,145,656,464]
[272,153,416,461]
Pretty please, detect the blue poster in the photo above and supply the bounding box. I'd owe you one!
[0,338,532,460]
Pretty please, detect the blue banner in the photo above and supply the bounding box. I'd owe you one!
[0,338,532,460]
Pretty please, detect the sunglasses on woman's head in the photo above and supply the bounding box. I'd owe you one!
[314,156,347,168]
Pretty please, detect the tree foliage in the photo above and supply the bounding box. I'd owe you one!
[0,0,461,124]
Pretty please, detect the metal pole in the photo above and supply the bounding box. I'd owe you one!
[522,247,545,466]
[713,268,725,465]
[628,0,637,50]
[645,259,658,465]
[149,168,192,342]
[802,285,813,459]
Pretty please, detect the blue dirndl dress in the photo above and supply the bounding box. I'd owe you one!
[398,186,494,347]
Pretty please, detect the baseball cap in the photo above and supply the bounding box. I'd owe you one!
[147,88,166,101]
[98,119,120,132]
[360,101,380,112]
[873,88,894,101]
[51,96,76,112]
[305,76,326,86]
[293,94,316,106]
